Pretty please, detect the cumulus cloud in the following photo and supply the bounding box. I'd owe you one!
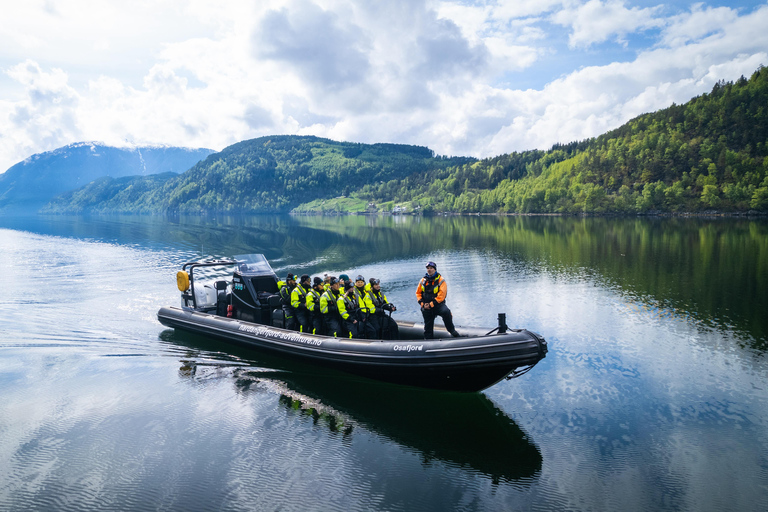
[1,60,82,164]
[255,0,372,89]
[552,0,666,48]
[660,4,739,47]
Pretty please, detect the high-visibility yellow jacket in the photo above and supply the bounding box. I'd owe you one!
[337,293,359,321]
[320,289,341,315]
[306,287,323,313]
[365,289,391,314]
[290,284,310,310]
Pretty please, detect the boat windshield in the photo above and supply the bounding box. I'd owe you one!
[233,254,275,275]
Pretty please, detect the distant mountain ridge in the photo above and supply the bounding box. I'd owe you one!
[0,143,215,212]
[42,136,472,214]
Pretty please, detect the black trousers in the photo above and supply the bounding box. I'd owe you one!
[295,308,310,333]
[325,315,344,337]
[421,302,455,339]
[382,315,400,340]
[370,313,399,340]
[344,319,359,338]
[282,305,296,330]
[310,311,324,335]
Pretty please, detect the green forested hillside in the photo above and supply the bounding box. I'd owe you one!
[361,67,768,213]
[43,67,768,214]
[43,136,471,213]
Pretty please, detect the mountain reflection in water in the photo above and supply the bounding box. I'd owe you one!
[4,213,765,347]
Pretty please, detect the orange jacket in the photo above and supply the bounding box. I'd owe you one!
[416,274,447,306]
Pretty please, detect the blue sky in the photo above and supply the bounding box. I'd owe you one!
[1,0,767,172]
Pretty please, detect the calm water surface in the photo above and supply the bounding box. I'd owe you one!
[0,214,766,511]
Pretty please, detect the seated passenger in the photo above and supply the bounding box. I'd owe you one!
[306,277,326,335]
[366,278,399,340]
[320,277,344,337]
[337,286,360,338]
[291,274,312,332]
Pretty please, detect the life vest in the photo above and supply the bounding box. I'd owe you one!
[320,290,340,314]
[291,284,309,309]
[339,293,359,320]
[368,290,385,308]
[307,288,322,312]
[366,289,389,314]
[279,284,295,306]
[353,286,370,313]
[419,275,445,303]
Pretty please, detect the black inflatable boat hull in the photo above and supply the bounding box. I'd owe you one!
[157,306,547,392]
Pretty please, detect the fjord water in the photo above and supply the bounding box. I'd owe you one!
[1,214,766,511]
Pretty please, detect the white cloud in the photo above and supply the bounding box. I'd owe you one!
[660,4,739,47]
[552,0,666,48]
[1,60,82,163]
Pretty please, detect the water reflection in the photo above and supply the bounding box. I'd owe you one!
[166,330,542,485]
[3,213,766,347]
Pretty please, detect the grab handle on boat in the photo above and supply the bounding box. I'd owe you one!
[485,313,511,335]
[497,313,508,334]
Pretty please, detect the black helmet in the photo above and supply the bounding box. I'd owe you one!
[313,277,323,286]
[426,261,437,270]
[300,274,310,283]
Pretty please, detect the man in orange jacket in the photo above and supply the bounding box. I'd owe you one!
[416,261,460,339]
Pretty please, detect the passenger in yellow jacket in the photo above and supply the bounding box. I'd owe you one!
[337,287,360,338]
[366,278,399,340]
[350,275,376,338]
[305,277,325,334]
[290,274,311,332]
[320,277,344,337]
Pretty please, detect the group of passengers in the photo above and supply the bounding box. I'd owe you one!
[277,273,400,340]
[276,261,461,341]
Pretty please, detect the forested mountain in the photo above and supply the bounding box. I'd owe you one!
[43,137,472,213]
[0,143,214,213]
[364,67,768,213]
[41,66,768,214]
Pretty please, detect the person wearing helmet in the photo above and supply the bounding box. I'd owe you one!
[306,277,326,335]
[366,278,399,340]
[416,261,460,339]
[320,277,344,337]
[291,274,312,332]
[279,273,297,330]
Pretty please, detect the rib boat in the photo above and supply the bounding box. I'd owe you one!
[157,254,547,392]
